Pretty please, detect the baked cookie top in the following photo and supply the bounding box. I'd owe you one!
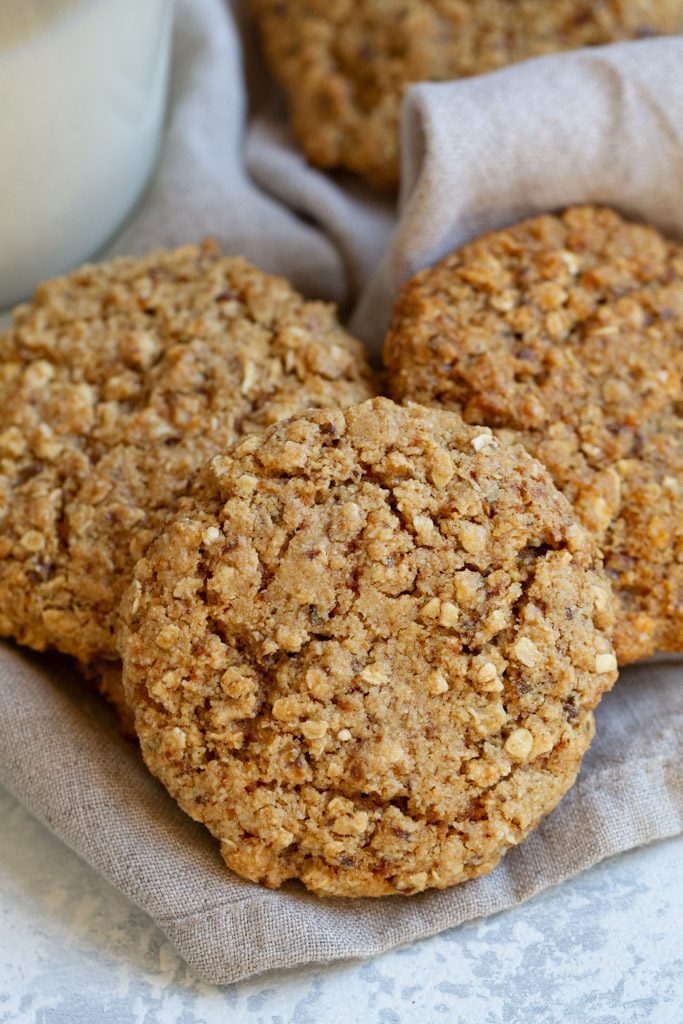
[120,398,617,897]
[0,242,375,664]
[252,0,683,190]
[385,206,683,663]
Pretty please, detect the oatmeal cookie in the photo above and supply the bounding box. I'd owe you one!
[252,0,683,190]
[120,398,617,897]
[0,242,375,666]
[385,206,683,663]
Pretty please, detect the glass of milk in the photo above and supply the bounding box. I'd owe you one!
[0,0,175,309]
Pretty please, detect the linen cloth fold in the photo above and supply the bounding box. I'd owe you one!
[0,0,681,985]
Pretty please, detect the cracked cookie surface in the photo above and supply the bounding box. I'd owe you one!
[252,0,683,189]
[120,398,617,897]
[0,242,375,665]
[385,206,683,663]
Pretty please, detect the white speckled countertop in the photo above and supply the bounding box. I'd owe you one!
[1,784,681,1023]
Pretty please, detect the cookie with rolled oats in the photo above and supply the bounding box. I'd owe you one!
[120,398,617,897]
[385,206,683,663]
[0,241,375,668]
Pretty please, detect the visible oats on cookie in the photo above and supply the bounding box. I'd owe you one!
[120,398,617,898]
[252,0,683,189]
[385,206,683,663]
[0,242,376,667]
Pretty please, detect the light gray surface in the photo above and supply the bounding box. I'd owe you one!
[0,784,681,1024]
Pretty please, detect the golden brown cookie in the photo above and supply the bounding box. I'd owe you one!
[385,206,683,663]
[0,242,375,667]
[252,0,683,190]
[120,398,617,897]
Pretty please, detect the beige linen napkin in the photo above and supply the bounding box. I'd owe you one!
[0,0,682,985]
[350,36,683,348]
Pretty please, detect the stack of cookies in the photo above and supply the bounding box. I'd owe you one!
[2,3,682,897]
[4,200,679,899]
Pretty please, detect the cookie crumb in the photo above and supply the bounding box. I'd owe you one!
[471,433,495,452]
[511,636,539,668]
[595,653,618,674]
[504,728,534,761]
